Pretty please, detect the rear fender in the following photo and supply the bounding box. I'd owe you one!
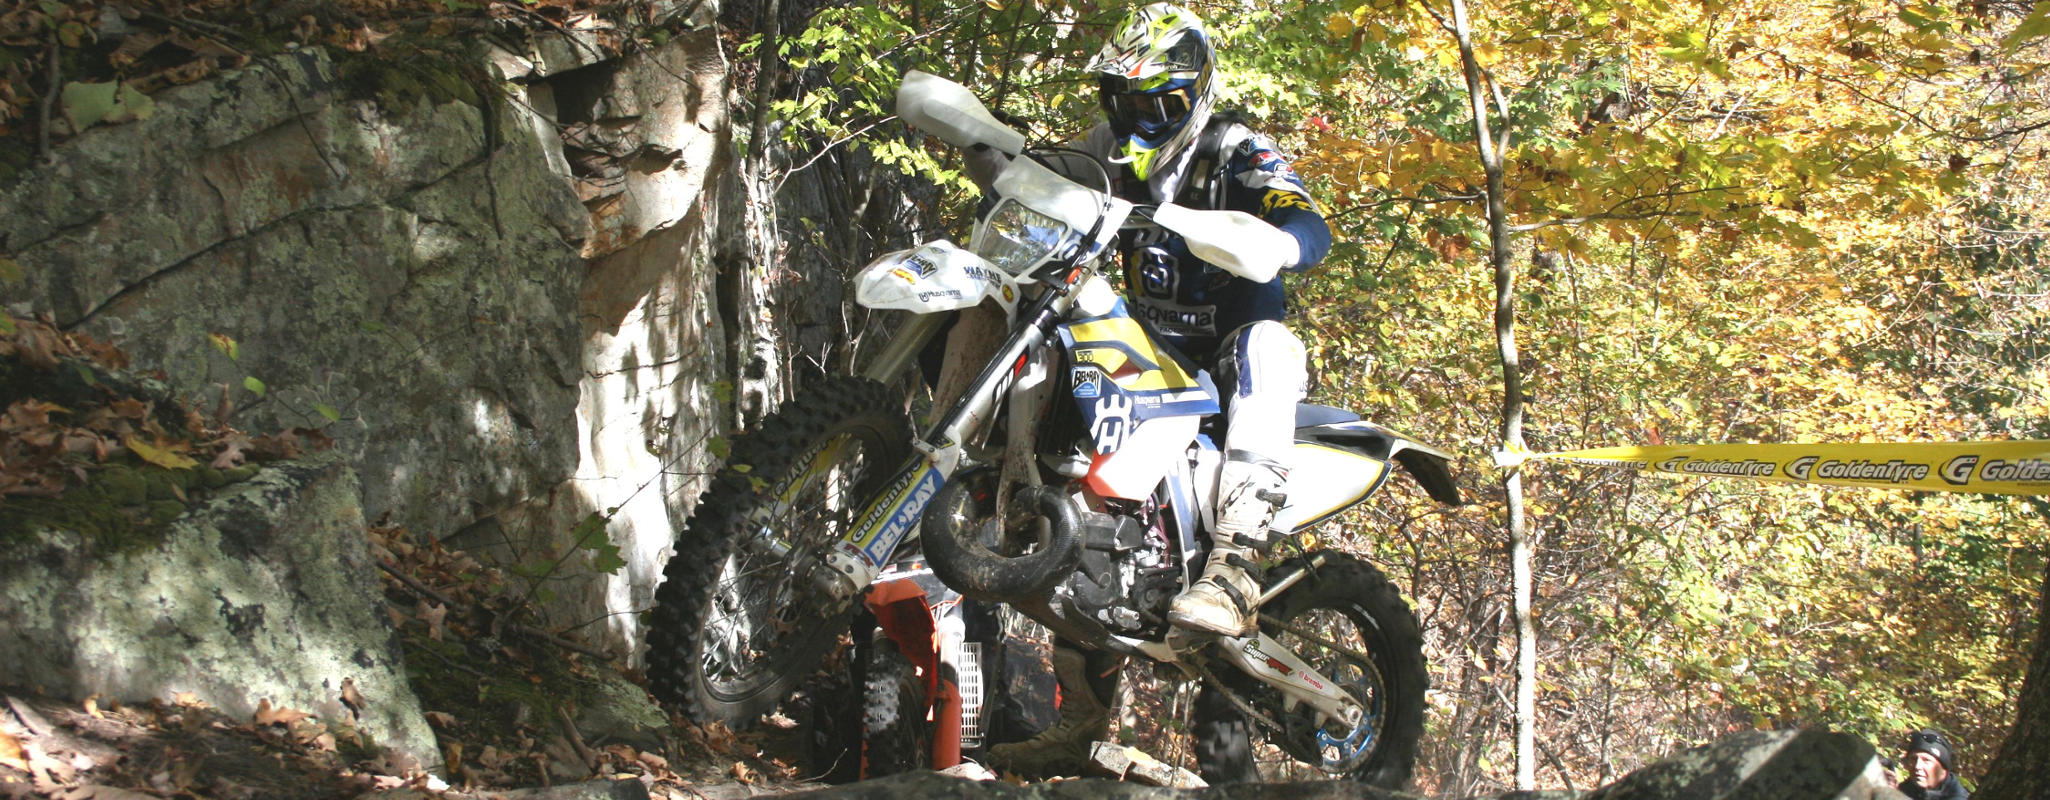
[1294,419,1463,507]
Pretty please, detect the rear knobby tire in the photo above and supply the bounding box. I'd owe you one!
[1193,552,1427,789]
[862,637,932,777]
[644,377,913,729]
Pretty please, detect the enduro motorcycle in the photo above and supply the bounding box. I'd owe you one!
[644,71,1463,786]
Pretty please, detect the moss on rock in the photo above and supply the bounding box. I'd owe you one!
[0,459,259,553]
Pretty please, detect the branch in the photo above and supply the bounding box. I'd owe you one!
[38,40,56,164]
[1952,116,2050,143]
[1506,185,1735,233]
[774,115,900,190]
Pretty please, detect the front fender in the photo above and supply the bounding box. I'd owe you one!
[855,241,1021,317]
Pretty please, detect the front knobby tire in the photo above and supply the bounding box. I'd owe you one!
[644,377,913,730]
[1193,552,1427,789]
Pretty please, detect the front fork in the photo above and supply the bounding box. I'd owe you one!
[818,292,1068,600]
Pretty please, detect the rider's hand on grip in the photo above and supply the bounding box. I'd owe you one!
[1151,202,1297,283]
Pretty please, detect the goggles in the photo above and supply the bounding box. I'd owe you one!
[1100,78,1193,139]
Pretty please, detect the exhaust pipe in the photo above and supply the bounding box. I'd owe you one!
[920,467,1083,603]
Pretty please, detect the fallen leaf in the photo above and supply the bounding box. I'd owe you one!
[339,678,366,719]
[700,721,742,754]
[419,603,447,642]
[15,320,63,370]
[109,398,146,419]
[730,761,757,783]
[253,698,311,726]
[423,711,457,728]
[3,399,66,431]
[69,787,157,800]
[125,434,198,470]
[0,729,26,771]
[171,691,201,707]
[210,432,253,469]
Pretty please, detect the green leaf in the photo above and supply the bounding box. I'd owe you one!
[358,319,387,334]
[209,332,240,362]
[2005,2,2050,51]
[0,315,13,336]
[708,435,731,460]
[59,80,152,131]
[61,81,119,131]
[570,512,608,546]
[508,561,552,579]
[243,376,267,397]
[588,541,627,575]
[72,362,97,387]
[112,83,155,123]
[314,403,341,423]
[0,256,20,283]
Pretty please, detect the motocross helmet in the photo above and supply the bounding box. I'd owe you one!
[1087,3,1216,182]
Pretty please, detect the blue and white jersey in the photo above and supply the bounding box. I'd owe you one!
[1073,118,1332,360]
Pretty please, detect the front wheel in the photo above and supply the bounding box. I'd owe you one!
[644,377,913,729]
[1194,552,1427,788]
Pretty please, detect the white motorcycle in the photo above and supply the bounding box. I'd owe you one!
[645,71,1462,786]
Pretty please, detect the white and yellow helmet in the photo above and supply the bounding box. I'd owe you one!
[1086,3,1217,182]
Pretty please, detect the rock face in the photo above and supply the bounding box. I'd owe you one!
[0,18,871,659]
[0,46,589,557]
[0,453,437,764]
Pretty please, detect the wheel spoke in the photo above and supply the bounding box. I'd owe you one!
[697,435,877,696]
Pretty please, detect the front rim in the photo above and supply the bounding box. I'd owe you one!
[699,433,880,700]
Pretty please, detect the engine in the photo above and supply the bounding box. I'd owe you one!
[1060,495,1182,638]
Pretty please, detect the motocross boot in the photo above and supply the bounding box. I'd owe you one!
[1168,453,1288,636]
[987,645,1119,777]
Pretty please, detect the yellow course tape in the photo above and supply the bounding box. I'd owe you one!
[1507,441,2050,496]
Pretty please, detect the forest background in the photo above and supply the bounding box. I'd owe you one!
[3,0,2045,794]
[761,0,2050,792]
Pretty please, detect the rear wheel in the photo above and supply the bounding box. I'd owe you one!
[644,377,913,728]
[862,637,932,777]
[1193,552,1426,788]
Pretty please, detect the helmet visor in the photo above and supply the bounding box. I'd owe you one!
[1101,79,1193,140]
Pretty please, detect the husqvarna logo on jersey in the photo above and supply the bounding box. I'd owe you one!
[1135,246,1178,299]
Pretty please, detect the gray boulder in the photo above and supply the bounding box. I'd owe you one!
[0,452,437,765]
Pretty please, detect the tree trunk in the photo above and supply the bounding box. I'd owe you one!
[1976,535,2049,798]
[1446,0,1535,789]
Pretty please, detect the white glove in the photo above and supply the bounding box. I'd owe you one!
[1151,202,1299,283]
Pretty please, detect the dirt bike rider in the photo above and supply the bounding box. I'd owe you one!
[984,2,1333,774]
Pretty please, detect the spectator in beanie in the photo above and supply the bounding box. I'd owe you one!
[1900,729,1969,800]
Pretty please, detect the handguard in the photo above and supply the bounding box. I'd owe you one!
[1152,202,1298,283]
[897,71,1027,156]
